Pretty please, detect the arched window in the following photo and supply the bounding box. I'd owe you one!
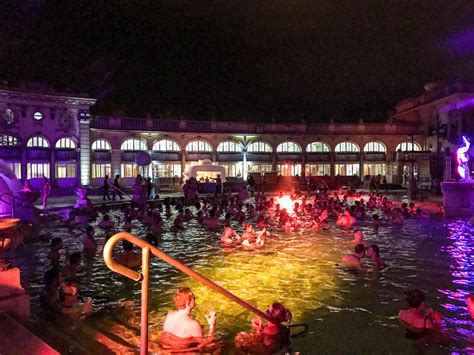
[185,140,212,152]
[306,141,330,152]
[153,139,180,151]
[396,142,421,152]
[277,141,302,152]
[363,141,386,152]
[247,141,272,153]
[55,137,77,149]
[0,135,18,146]
[335,142,359,152]
[27,136,49,148]
[91,139,111,150]
[121,138,147,151]
[217,141,243,152]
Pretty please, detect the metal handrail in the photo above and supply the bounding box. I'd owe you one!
[110,185,133,199]
[103,232,284,354]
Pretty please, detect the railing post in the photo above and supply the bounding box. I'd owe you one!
[141,246,150,355]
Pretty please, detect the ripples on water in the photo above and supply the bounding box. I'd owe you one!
[8,205,474,353]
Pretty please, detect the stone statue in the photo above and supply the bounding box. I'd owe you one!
[457,135,471,182]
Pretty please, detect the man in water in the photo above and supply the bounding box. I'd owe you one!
[342,244,366,268]
[160,288,217,350]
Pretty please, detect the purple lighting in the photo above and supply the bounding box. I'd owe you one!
[456,136,470,181]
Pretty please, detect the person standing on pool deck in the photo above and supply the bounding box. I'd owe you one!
[102,174,111,201]
[41,177,51,210]
[112,174,124,200]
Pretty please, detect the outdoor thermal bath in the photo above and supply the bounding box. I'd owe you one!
[4,193,474,354]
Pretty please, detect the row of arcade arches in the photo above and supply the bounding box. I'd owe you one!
[90,137,422,153]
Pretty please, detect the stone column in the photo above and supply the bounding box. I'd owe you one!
[272,152,277,171]
[50,148,56,185]
[21,147,27,182]
[359,153,364,182]
[79,118,91,185]
[181,149,186,182]
[111,149,122,178]
[242,150,248,179]
[329,151,335,182]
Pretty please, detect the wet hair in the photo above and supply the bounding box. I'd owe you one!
[354,244,365,254]
[266,302,292,324]
[50,237,62,249]
[86,225,95,236]
[103,214,110,221]
[122,240,134,252]
[173,287,194,309]
[369,244,380,257]
[44,268,60,286]
[69,252,81,264]
[373,214,379,221]
[209,210,215,218]
[404,289,426,308]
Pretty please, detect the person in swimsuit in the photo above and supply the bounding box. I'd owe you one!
[160,288,217,350]
[342,244,366,268]
[398,289,442,339]
[367,244,384,269]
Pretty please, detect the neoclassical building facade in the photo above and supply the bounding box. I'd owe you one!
[1,81,473,189]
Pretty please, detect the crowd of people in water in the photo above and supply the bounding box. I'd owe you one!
[37,176,473,352]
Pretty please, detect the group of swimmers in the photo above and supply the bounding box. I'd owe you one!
[37,184,473,351]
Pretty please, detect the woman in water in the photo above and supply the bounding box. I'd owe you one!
[398,289,442,340]
[220,226,240,245]
[234,302,292,354]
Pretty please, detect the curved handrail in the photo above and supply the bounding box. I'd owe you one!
[104,232,280,323]
[103,232,285,354]
[110,185,133,199]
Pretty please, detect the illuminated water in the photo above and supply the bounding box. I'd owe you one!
[9,205,474,353]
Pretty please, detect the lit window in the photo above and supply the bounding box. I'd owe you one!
[335,142,359,153]
[121,138,147,151]
[335,163,360,176]
[55,137,77,149]
[27,163,50,178]
[0,135,18,146]
[33,111,43,120]
[306,142,330,152]
[363,163,386,176]
[92,139,111,150]
[219,162,243,177]
[363,141,386,152]
[396,142,421,152]
[306,164,330,176]
[152,139,180,151]
[277,141,302,152]
[248,164,273,173]
[56,163,76,178]
[91,163,111,178]
[217,141,243,152]
[277,164,302,176]
[185,140,212,152]
[152,163,182,178]
[5,162,21,178]
[121,163,140,177]
[247,142,272,153]
[27,136,50,148]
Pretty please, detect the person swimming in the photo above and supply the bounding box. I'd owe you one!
[367,244,383,269]
[160,288,217,350]
[398,289,442,340]
[342,244,366,268]
[98,214,114,230]
[336,208,356,227]
[220,226,240,245]
[62,252,81,280]
[83,225,97,252]
[117,240,141,268]
[351,229,366,244]
[47,237,64,266]
[234,302,292,354]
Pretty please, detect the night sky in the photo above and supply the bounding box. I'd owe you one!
[1,1,474,122]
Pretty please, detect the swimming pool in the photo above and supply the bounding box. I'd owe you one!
[9,203,474,353]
